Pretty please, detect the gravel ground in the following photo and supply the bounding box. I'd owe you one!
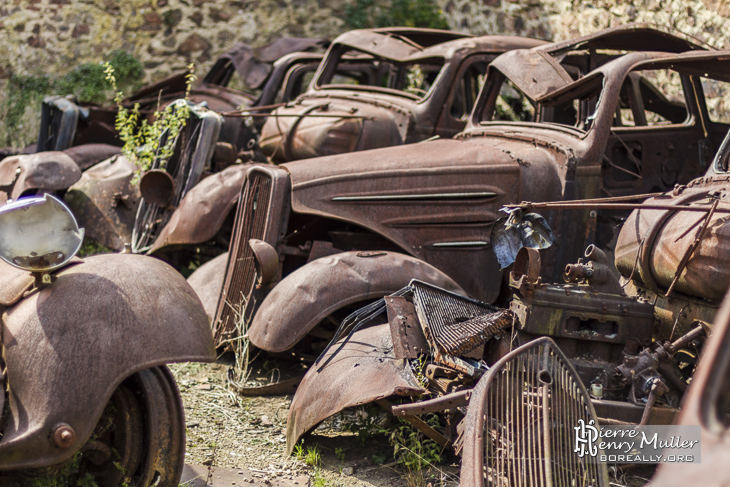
[169,359,654,487]
[169,359,458,487]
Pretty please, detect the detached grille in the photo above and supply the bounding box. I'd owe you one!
[133,101,222,253]
[213,170,273,347]
[481,338,607,487]
[37,96,81,152]
[411,281,511,356]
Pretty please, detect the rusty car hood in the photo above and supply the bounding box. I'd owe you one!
[64,154,140,251]
[283,130,578,301]
[260,93,412,162]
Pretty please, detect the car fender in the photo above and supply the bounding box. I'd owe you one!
[286,323,424,453]
[249,251,465,352]
[148,164,248,255]
[0,152,81,200]
[0,253,214,470]
[187,251,229,322]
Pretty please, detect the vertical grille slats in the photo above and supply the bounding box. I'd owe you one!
[214,171,273,346]
[482,340,608,487]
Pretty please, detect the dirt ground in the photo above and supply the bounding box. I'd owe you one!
[169,359,656,487]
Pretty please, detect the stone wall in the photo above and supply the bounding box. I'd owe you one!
[1,0,729,84]
[0,0,349,82]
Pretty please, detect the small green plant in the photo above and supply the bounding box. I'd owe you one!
[334,447,346,463]
[388,414,443,472]
[0,50,144,148]
[311,468,328,487]
[304,445,322,467]
[293,441,306,459]
[78,239,113,257]
[344,0,449,30]
[105,61,195,181]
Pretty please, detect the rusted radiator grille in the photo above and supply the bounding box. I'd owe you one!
[213,171,273,346]
[482,339,607,487]
[411,281,509,355]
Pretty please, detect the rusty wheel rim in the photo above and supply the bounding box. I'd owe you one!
[62,366,185,487]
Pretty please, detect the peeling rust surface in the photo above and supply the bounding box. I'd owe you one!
[615,177,730,302]
[0,254,214,470]
[0,151,80,200]
[286,323,425,453]
[385,296,428,359]
[249,251,465,353]
[64,154,140,251]
[187,251,228,323]
[0,260,34,306]
[148,164,248,255]
[261,31,546,163]
[648,291,730,487]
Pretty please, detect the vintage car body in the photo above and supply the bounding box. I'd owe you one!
[37,38,329,155]
[0,144,121,203]
[199,26,724,354]
[259,28,546,162]
[283,127,730,476]
[145,29,545,265]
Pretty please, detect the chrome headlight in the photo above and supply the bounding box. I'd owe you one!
[0,194,84,272]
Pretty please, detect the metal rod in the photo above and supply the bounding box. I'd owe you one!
[665,197,720,297]
[504,201,730,213]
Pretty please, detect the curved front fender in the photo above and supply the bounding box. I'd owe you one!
[187,251,228,322]
[249,251,465,352]
[0,253,214,470]
[148,164,248,255]
[286,323,424,453]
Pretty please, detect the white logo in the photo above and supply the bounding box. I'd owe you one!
[574,419,599,458]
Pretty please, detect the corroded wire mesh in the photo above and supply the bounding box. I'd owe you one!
[482,340,607,487]
[411,280,512,355]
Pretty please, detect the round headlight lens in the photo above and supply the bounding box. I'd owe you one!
[0,194,84,272]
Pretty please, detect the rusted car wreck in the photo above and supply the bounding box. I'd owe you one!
[287,123,730,485]
[142,29,545,268]
[194,26,719,362]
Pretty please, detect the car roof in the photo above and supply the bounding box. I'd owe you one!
[330,28,547,62]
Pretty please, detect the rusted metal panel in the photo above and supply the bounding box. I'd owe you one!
[391,390,471,416]
[249,251,465,353]
[0,253,214,470]
[385,296,428,359]
[0,151,80,200]
[285,323,425,454]
[647,291,730,487]
[148,164,249,256]
[615,178,730,302]
[187,251,229,323]
[0,259,34,306]
[262,32,546,163]
[64,154,140,251]
[62,144,121,171]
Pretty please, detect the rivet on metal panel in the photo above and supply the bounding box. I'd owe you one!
[52,423,76,449]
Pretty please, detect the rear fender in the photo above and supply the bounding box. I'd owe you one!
[0,253,214,470]
[249,251,465,352]
[148,164,248,255]
[286,323,424,453]
[0,152,81,200]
